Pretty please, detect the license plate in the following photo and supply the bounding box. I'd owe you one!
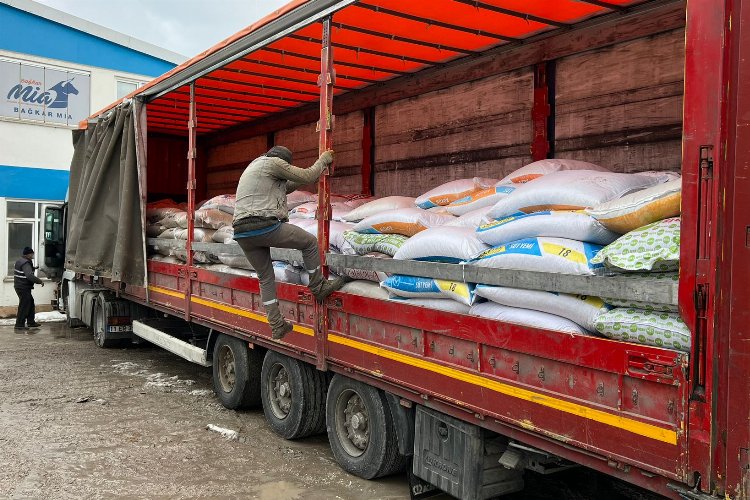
[108,325,132,333]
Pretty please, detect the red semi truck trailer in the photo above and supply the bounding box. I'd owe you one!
[40,0,750,498]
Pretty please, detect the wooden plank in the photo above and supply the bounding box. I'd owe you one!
[554,29,685,173]
[326,254,678,306]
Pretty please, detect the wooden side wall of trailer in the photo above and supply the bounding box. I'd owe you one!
[373,67,534,196]
[202,111,364,197]
[554,29,685,172]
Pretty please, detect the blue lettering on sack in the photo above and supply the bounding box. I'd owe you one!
[476,211,540,233]
[473,237,543,261]
[383,275,440,294]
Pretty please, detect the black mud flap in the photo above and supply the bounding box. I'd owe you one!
[408,457,442,499]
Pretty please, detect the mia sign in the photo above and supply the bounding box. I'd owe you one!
[0,60,90,126]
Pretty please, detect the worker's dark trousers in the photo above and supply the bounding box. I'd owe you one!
[14,288,35,327]
[236,223,320,305]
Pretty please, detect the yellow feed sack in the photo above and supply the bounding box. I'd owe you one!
[586,179,681,233]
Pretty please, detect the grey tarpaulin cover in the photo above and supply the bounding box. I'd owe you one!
[66,100,146,285]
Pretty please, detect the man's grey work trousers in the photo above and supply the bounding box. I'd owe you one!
[236,223,320,305]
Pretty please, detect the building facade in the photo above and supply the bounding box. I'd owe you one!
[0,0,185,315]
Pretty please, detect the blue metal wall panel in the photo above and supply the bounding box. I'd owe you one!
[0,165,69,200]
[0,4,175,77]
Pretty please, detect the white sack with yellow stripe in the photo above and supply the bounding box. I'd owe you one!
[467,237,603,275]
[380,275,476,306]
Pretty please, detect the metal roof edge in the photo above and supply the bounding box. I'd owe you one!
[140,0,357,101]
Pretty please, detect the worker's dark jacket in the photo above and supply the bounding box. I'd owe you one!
[14,257,43,289]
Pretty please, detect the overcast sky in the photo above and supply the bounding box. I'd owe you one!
[34,0,291,58]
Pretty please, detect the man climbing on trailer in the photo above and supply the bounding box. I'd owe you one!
[233,145,346,340]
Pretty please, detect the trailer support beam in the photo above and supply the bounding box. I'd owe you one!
[315,17,335,371]
[185,82,197,322]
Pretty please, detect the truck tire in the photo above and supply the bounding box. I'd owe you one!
[326,374,406,479]
[92,298,118,348]
[212,334,262,410]
[260,351,327,439]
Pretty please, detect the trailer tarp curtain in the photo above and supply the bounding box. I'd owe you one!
[66,101,145,285]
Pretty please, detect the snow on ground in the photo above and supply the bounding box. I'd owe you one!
[0,311,66,326]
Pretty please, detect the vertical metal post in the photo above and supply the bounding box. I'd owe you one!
[315,17,335,371]
[361,108,374,196]
[531,61,554,161]
[185,81,197,321]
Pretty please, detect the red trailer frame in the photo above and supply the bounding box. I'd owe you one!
[74,0,750,497]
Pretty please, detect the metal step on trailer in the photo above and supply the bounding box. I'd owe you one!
[132,320,211,367]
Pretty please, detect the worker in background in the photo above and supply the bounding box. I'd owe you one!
[14,247,44,332]
[233,146,347,340]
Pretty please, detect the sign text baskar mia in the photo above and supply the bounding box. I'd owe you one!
[8,78,79,119]
[0,59,90,124]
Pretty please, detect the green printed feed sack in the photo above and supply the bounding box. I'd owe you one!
[468,237,603,275]
[475,285,609,331]
[602,272,679,313]
[595,308,690,353]
[343,232,408,257]
[591,217,680,272]
[381,275,476,306]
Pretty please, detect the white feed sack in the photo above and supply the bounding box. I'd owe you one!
[389,297,471,314]
[199,194,236,213]
[352,208,454,237]
[591,217,680,273]
[340,280,390,300]
[331,252,391,283]
[475,285,609,331]
[469,237,604,275]
[444,206,493,228]
[469,302,589,335]
[415,177,498,209]
[381,275,476,306]
[342,196,416,222]
[595,308,690,353]
[487,170,661,220]
[586,179,682,234]
[218,253,253,270]
[476,211,619,247]
[343,232,409,257]
[273,261,306,284]
[446,185,516,216]
[393,227,488,263]
[287,190,317,209]
[497,159,609,185]
[212,226,235,244]
[299,220,356,254]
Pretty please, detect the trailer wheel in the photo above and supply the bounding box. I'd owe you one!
[260,351,326,439]
[92,299,118,348]
[326,374,406,479]
[212,334,262,410]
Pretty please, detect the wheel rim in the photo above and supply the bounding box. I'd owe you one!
[217,345,236,393]
[94,306,104,346]
[268,362,292,420]
[334,388,369,457]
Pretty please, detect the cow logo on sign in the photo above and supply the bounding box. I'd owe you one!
[7,77,79,110]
